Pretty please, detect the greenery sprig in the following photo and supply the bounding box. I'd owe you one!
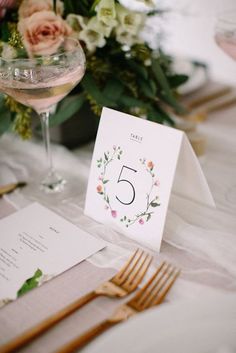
[0,0,188,140]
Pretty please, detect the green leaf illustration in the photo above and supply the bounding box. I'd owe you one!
[17,269,43,297]
[150,202,161,207]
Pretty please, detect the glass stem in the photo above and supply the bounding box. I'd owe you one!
[39,111,54,175]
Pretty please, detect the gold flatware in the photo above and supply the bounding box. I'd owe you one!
[0,249,152,353]
[186,86,232,110]
[0,182,26,197]
[184,95,236,122]
[55,262,180,353]
[204,95,236,113]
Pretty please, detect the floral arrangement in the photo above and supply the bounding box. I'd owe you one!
[0,0,188,139]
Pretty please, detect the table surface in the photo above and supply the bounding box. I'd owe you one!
[0,82,236,352]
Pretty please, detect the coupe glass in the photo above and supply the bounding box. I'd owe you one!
[214,11,236,204]
[0,38,86,193]
[215,11,236,61]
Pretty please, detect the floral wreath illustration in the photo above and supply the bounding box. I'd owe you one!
[96,146,161,227]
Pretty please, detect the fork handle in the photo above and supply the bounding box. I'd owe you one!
[0,291,98,353]
[55,320,117,353]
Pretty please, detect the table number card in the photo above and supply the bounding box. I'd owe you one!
[85,108,215,251]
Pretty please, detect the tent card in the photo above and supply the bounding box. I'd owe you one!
[85,108,215,251]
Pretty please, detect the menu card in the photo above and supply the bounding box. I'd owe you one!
[0,202,106,305]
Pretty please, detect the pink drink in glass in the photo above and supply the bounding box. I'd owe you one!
[0,65,85,114]
[215,33,236,61]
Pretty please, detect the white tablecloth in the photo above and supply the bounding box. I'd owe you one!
[0,84,236,352]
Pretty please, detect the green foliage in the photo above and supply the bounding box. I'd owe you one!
[0,0,189,139]
[0,95,11,136]
[83,43,188,125]
[17,269,43,297]
[50,93,86,127]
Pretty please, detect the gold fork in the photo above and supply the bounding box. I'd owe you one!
[0,249,152,353]
[55,262,180,353]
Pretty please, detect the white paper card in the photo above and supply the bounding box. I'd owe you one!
[0,202,106,303]
[85,108,214,251]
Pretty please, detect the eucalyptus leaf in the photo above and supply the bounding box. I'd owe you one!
[152,59,184,113]
[147,106,174,126]
[63,0,77,15]
[138,78,156,99]
[0,110,11,135]
[49,94,85,127]
[118,95,148,109]
[168,74,189,89]
[0,21,10,42]
[82,73,116,107]
[127,60,148,80]
[0,94,12,135]
[103,79,124,102]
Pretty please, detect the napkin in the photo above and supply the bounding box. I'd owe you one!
[0,161,28,195]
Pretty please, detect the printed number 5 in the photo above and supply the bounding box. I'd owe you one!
[116,165,137,205]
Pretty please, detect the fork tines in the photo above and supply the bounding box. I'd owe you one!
[129,262,180,311]
[112,249,153,290]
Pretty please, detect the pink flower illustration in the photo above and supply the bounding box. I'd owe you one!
[111,210,117,218]
[147,161,154,170]
[96,185,103,193]
[139,218,144,225]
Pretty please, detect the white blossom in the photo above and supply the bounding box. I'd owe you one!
[1,43,17,59]
[118,0,158,13]
[116,4,145,35]
[89,16,114,37]
[66,13,88,31]
[115,26,141,46]
[78,17,106,52]
[96,0,117,27]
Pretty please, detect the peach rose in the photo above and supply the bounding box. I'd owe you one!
[18,11,72,57]
[18,0,64,19]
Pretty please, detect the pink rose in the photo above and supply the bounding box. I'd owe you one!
[111,210,117,218]
[0,8,6,19]
[0,0,16,19]
[18,0,64,19]
[0,0,16,8]
[139,218,144,225]
[18,11,72,57]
